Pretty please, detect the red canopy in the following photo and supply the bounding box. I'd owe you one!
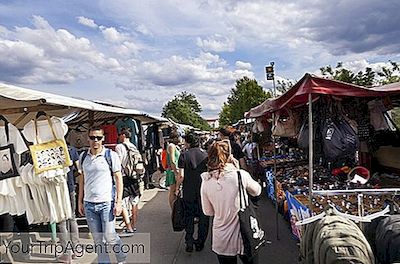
[370,81,400,93]
[245,74,400,118]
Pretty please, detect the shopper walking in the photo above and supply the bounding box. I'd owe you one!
[201,140,262,264]
[219,127,247,170]
[115,129,144,235]
[165,131,181,209]
[176,132,209,252]
[77,126,126,264]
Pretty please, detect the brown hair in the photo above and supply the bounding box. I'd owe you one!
[120,128,131,138]
[169,131,180,145]
[207,140,231,173]
[219,126,235,137]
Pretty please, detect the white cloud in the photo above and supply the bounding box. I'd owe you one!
[235,61,252,70]
[100,26,128,43]
[1,1,399,118]
[77,16,98,28]
[196,34,235,52]
[0,16,124,83]
[113,41,141,57]
[135,24,152,36]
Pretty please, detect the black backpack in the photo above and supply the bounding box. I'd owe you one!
[322,118,359,164]
[374,215,400,263]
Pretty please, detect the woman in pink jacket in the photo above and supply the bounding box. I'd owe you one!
[201,140,262,264]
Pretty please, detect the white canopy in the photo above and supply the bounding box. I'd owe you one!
[0,82,167,128]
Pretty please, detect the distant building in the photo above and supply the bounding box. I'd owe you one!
[205,118,219,129]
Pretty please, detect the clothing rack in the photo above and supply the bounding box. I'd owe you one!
[312,188,400,196]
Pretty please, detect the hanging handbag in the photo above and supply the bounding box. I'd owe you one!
[272,109,300,137]
[0,116,19,180]
[29,115,72,174]
[237,171,266,259]
[171,191,186,232]
[322,117,359,164]
[122,176,140,198]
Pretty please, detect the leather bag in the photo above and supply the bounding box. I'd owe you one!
[171,192,186,232]
[272,109,300,138]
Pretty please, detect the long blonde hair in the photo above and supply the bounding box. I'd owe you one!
[207,140,231,174]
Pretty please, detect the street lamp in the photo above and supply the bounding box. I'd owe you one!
[265,61,276,97]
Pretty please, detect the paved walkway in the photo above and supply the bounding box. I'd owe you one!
[3,188,299,264]
[130,189,299,264]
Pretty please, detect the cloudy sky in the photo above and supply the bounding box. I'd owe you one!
[1,0,399,118]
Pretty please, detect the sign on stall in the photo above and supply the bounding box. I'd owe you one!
[285,191,311,240]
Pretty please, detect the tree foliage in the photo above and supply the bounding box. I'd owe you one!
[377,60,400,85]
[219,77,271,126]
[320,61,400,127]
[320,62,375,87]
[162,91,211,131]
[276,79,295,94]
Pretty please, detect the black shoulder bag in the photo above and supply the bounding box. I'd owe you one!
[0,116,19,180]
[237,171,266,259]
[171,191,186,232]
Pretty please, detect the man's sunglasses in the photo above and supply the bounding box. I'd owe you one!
[89,136,103,141]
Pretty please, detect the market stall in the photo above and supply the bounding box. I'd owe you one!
[246,74,400,241]
[0,82,166,262]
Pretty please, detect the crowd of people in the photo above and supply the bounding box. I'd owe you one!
[163,126,262,264]
[1,124,262,264]
[74,125,262,264]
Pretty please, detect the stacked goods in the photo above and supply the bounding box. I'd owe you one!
[276,165,349,196]
[300,213,375,264]
[259,148,307,167]
[295,194,400,215]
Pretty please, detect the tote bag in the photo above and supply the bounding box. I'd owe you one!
[0,116,19,180]
[29,116,72,174]
[237,171,266,259]
[272,110,300,138]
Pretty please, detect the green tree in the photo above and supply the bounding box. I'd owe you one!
[276,79,295,94]
[162,91,211,131]
[320,62,375,87]
[320,61,400,127]
[219,77,271,126]
[377,60,400,85]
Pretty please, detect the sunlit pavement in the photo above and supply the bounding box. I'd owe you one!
[4,188,298,264]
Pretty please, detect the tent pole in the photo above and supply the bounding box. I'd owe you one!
[308,94,314,207]
[273,113,279,240]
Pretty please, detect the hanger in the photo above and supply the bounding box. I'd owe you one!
[295,211,326,226]
[0,114,9,123]
[364,205,390,221]
[296,204,391,226]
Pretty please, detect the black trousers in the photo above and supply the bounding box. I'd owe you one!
[217,254,259,264]
[184,199,209,246]
[0,213,31,252]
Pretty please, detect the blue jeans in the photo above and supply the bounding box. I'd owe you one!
[84,201,126,264]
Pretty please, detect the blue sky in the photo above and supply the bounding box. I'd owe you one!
[1,0,399,118]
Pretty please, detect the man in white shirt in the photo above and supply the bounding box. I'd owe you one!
[115,129,143,235]
[77,126,126,264]
[242,134,257,162]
